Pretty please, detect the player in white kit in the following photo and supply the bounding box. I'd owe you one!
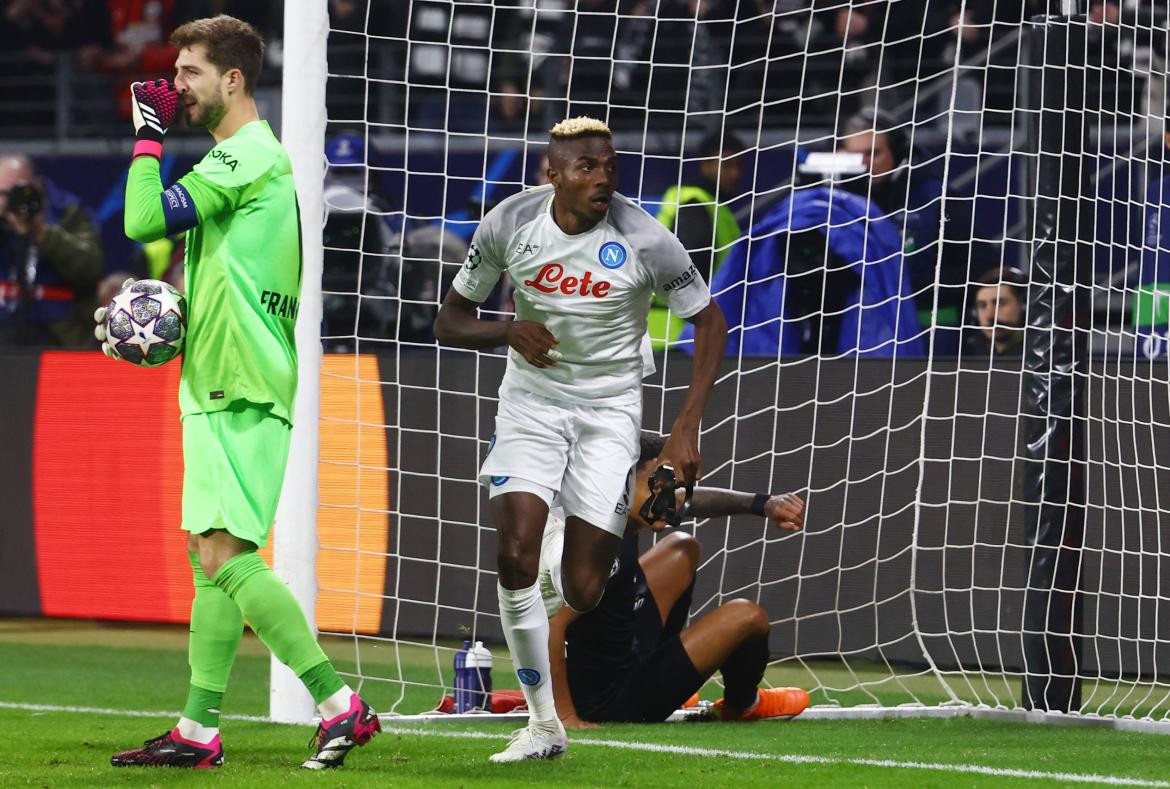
[434,117,728,761]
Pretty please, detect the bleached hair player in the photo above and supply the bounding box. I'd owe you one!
[434,116,728,762]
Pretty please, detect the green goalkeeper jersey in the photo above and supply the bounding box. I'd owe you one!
[125,120,302,423]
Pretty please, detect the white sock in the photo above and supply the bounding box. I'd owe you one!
[176,716,219,744]
[317,685,355,721]
[497,581,559,725]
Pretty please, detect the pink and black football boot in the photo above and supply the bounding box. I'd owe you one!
[301,693,381,769]
[110,728,223,768]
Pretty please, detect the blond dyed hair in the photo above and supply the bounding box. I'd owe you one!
[549,116,612,139]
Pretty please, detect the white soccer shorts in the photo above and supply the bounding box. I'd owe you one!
[480,384,638,537]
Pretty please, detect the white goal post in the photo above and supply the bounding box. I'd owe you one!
[273,0,328,724]
[275,0,1170,732]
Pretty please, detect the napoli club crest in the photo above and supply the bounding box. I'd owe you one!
[599,241,627,269]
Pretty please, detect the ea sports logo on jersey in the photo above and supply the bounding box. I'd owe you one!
[599,241,626,269]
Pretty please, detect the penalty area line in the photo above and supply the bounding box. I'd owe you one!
[1,701,1164,787]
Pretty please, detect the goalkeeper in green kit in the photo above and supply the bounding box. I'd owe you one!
[95,15,380,770]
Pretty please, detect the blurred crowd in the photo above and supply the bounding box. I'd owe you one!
[0,0,283,133]
[1,0,1165,359]
[6,0,1151,137]
[339,0,1156,137]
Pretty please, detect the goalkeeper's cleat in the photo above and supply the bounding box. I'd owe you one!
[682,692,701,708]
[488,720,568,763]
[110,728,223,768]
[716,687,810,721]
[301,693,381,770]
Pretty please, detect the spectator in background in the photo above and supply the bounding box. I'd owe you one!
[552,0,649,119]
[94,1,190,127]
[321,132,400,351]
[99,3,283,122]
[837,108,914,239]
[1089,0,1120,25]
[836,107,963,353]
[1135,115,1170,359]
[320,132,470,348]
[99,0,181,73]
[327,0,371,123]
[871,0,952,109]
[678,179,924,358]
[101,2,279,73]
[0,154,103,347]
[967,268,1026,357]
[1085,1,1141,123]
[938,6,991,143]
[805,1,881,120]
[489,2,553,135]
[652,130,745,347]
[659,130,746,285]
[1,0,112,67]
[392,214,469,345]
[0,0,114,130]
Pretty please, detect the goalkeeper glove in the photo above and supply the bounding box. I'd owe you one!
[130,79,179,156]
[94,277,136,360]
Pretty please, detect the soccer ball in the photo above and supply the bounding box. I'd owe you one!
[103,279,186,367]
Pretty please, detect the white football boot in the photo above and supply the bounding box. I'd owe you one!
[489,720,568,763]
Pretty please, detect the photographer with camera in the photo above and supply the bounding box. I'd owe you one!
[836,109,968,354]
[0,154,103,347]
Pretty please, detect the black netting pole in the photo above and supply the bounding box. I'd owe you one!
[1020,14,1090,713]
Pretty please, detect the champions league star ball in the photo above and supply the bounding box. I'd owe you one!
[103,279,186,367]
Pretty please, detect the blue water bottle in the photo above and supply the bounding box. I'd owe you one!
[454,639,493,713]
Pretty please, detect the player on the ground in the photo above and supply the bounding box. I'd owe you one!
[541,433,809,726]
[434,117,728,761]
[96,16,379,770]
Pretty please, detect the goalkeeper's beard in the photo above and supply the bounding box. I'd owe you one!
[184,93,227,130]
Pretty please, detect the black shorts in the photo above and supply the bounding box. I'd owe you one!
[578,585,704,723]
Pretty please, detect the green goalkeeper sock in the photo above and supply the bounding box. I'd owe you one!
[183,551,243,727]
[300,661,346,708]
[211,550,343,704]
[181,685,225,729]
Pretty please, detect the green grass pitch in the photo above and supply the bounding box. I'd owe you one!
[1,619,1168,787]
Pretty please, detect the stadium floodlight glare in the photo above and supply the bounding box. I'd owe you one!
[277,0,1170,733]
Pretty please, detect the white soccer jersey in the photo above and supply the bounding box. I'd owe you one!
[454,185,711,406]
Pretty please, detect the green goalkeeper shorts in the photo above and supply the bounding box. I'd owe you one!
[181,404,291,548]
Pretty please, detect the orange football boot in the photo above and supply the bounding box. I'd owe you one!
[716,687,809,720]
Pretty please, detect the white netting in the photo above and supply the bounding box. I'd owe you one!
[305,0,1170,725]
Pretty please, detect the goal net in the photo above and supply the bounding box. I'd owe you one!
[280,0,1170,728]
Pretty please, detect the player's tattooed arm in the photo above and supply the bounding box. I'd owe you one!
[686,489,804,532]
[660,299,728,484]
[434,288,560,367]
